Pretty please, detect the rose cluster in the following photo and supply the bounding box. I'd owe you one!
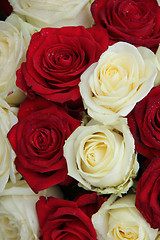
[0,0,160,239]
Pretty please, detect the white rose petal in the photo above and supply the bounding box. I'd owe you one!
[0,180,63,240]
[0,101,18,192]
[64,118,139,195]
[0,14,39,106]
[79,42,158,124]
[92,194,158,240]
[155,44,160,86]
[9,0,93,28]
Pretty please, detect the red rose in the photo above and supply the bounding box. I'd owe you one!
[128,86,160,159]
[91,0,160,50]
[136,158,160,229]
[75,193,107,219]
[36,196,97,240]
[7,96,80,193]
[16,26,108,105]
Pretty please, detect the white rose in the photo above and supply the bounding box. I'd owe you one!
[79,42,158,124]
[0,99,18,192]
[0,180,63,240]
[9,0,93,28]
[64,118,139,195]
[0,14,39,106]
[92,194,158,240]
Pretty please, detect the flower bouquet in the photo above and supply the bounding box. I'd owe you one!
[0,0,160,239]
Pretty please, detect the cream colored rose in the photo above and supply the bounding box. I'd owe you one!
[92,194,158,240]
[0,180,63,240]
[0,99,18,192]
[0,14,38,106]
[79,42,158,124]
[64,118,138,195]
[9,0,93,28]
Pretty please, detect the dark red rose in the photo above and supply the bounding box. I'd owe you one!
[128,86,160,159]
[75,193,107,219]
[91,0,160,51]
[136,158,160,229]
[16,26,108,105]
[0,0,12,16]
[36,196,97,240]
[7,96,80,193]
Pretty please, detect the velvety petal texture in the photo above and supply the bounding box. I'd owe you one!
[7,96,80,193]
[128,85,160,159]
[91,0,160,51]
[16,26,108,105]
[136,158,160,229]
[75,192,107,219]
[36,196,97,240]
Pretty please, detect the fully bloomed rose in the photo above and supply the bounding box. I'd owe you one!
[92,194,158,240]
[64,118,138,195]
[9,0,93,28]
[91,0,160,51]
[36,196,97,240]
[7,96,80,193]
[136,158,160,229]
[128,86,160,159]
[79,42,158,124]
[16,26,108,106]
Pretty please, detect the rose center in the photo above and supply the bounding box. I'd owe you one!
[111,225,139,240]
[30,128,55,150]
[0,214,20,239]
[119,1,142,20]
[44,46,78,69]
[83,132,113,168]
[98,64,127,94]
[154,109,160,128]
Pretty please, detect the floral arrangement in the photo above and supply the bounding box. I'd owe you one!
[0,0,160,239]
